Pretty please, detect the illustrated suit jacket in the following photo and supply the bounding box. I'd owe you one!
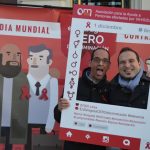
[0,72,29,144]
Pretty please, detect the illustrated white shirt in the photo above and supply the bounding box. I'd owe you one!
[27,73,58,133]
[1,77,13,127]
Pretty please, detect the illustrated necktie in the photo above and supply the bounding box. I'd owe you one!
[35,82,41,96]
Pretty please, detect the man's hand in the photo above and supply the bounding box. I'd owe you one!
[58,98,70,111]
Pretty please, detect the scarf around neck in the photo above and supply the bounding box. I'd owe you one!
[118,65,143,91]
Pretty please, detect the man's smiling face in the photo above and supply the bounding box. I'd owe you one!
[118,51,141,79]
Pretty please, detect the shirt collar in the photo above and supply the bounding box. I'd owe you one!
[27,73,51,94]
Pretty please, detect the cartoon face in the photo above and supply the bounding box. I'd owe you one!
[0,44,21,78]
[27,49,52,71]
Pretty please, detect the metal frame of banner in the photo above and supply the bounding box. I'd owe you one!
[71,0,82,7]
[121,0,124,8]
[71,0,129,8]
[0,2,73,9]
[0,0,130,11]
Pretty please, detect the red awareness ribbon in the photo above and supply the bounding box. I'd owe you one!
[86,21,91,28]
[39,88,48,101]
[21,85,31,100]
[145,142,150,149]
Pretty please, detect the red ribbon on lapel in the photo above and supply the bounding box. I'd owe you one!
[39,88,48,100]
[21,85,31,100]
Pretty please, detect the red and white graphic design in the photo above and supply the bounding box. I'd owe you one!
[0,5,70,150]
[60,4,150,150]
[83,31,116,56]
[60,128,141,149]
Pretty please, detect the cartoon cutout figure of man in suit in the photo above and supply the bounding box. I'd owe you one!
[26,44,58,144]
[0,44,29,150]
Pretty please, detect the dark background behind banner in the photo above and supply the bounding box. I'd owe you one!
[0,0,17,4]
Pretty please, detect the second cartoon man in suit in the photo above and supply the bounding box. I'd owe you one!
[26,44,58,149]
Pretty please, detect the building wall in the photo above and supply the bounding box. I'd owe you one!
[142,0,150,10]
[0,0,149,10]
[17,0,72,7]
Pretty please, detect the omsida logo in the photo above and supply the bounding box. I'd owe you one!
[77,8,92,17]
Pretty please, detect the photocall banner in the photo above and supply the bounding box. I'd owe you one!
[0,5,69,150]
[60,4,150,150]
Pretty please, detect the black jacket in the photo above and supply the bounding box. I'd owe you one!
[77,68,109,103]
[109,72,150,109]
[54,67,109,150]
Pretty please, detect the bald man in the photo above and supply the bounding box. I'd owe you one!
[0,44,29,150]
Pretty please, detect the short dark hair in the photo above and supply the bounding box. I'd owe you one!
[28,44,52,64]
[118,47,140,64]
[91,48,110,61]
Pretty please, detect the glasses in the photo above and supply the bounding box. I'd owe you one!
[92,57,110,64]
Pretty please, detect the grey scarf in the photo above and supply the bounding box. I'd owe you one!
[118,62,143,91]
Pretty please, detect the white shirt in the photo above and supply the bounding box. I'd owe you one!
[1,78,13,127]
[27,73,58,133]
[27,73,50,96]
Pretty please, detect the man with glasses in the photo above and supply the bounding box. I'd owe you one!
[54,48,110,150]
